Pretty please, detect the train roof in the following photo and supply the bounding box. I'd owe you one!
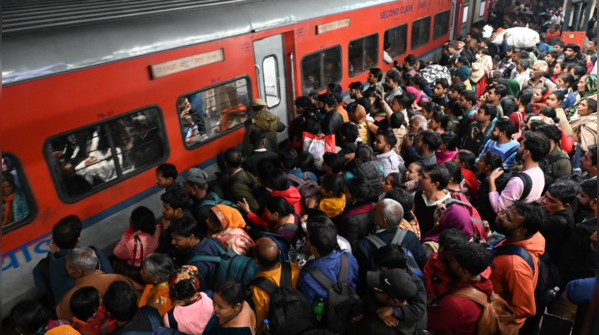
[2,0,399,86]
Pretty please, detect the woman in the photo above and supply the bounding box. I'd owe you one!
[165,266,214,335]
[380,172,403,199]
[556,73,577,109]
[113,206,161,282]
[551,62,564,82]
[262,196,302,245]
[2,171,29,226]
[342,177,375,252]
[384,188,421,239]
[204,279,257,335]
[350,104,370,144]
[538,107,573,153]
[11,300,70,335]
[570,98,598,152]
[207,205,255,256]
[531,86,551,114]
[138,254,175,316]
[404,161,424,194]
[421,205,474,259]
[507,79,521,97]
[420,102,436,123]
[451,150,479,202]
[569,75,598,120]
[428,110,448,134]
[443,161,483,223]
[509,90,535,136]
[470,48,493,96]
[436,132,459,164]
[546,90,573,138]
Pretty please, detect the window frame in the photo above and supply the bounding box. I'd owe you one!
[384,24,409,59]
[411,16,432,50]
[44,104,170,204]
[177,75,253,150]
[348,33,380,77]
[433,10,451,41]
[2,153,39,235]
[300,44,343,92]
[262,55,282,109]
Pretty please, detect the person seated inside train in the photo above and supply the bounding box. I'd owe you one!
[218,86,248,132]
[2,171,29,226]
[60,160,92,198]
[74,127,122,185]
[182,109,202,146]
[129,114,164,168]
[179,97,206,134]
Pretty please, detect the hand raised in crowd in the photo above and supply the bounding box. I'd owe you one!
[238,198,252,214]
[403,134,414,148]
[489,167,504,181]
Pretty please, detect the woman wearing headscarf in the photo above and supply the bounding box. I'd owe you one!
[570,98,598,152]
[207,205,255,256]
[350,104,369,144]
[507,79,521,97]
[165,266,214,335]
[2,171,29,226]
[421,205,474,259]
[531,86,552,114]
[569,75,597,120]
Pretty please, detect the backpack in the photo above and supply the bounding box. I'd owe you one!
[539,153,572,176]
[287,173,320,214]
[451,287,519,335]
[304,253,360,335]
[122,306,190,335]
[444,197,486,242]
[197,192,244,215]
[495,172,533,202]
[250,263,318,335]
[188,238,259,287]
[364,229,424,278]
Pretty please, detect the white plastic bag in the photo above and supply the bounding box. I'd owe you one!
[493,27,540,48]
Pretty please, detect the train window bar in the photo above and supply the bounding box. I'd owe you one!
[433,10,452,41]
[411,16,432,50]
[2,153,39,234]
[384,24,409,59]
[348,33,379,77]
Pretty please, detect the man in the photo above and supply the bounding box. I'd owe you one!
[56,247,141,320]
[319,93,344,144]
[544,51,559,77]
[478,37,500,57]
[457,90,478,138]
[539,181,578,266]
[365,68,384,96]
[179,168,224,236]
[546,23,561,44]
[33,216,114,306]
[432,79,450,107]
[298,219,359,305]
[219,86,248,132]
[452,65,473,91]
[514,59,533,89]
[104,281,164,335]
[278,148,317,186]
[333,93,349,122]
[349,81,364,100]
[170,216,222,293]
[427,243,494,335]
[587,39,597,61]
[243,130,279,176]
[443,43,459,66]
[484,85,507,118]
[580,144,597,180]
[289,96,313,141]
[384,71,403,104]
[250,237,302,334]
[403,129,441,166]
[522,60,557,91]
[488,132,550,214]
[553,41,566,60]
[373,126,404,177]
[535,124,572,187]
[477,119,520,166]
[155,163,179,192]
[448,82,466,101]
[490,202,546,328]
[403,54,418,77]
[563,43,582,66]
[499,46,519,79]
[223,147,259,212]
[412,76,432,101]
[241,98,285,156]
[461,104,497,156]
[155,186,194,256]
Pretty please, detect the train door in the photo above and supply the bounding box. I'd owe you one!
[460,0,471,36]
[450,0,463,39]
[253,35,289,143]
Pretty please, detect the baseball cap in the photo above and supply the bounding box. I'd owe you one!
[367,269,417,301]
[252,98,267,107]
[177,168,208,185]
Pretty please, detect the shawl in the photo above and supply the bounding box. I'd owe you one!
[461,168,479,202]
[212,228,255,256]
[531,88,552,114]
[421,205,474,243]
[398,217,421,240]
[2,188,29,225]
[570,113,598,151]
[169,266,203,306]
[436,149,458,165]
[211,205,246,229]
[406,86,422,105]
[570,75,598,119]
[139,282,174,315]
[318,193,346,218]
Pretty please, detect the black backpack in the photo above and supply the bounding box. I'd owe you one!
[495,171,533,201]
[250,263,318,335]
[304,253,360,335]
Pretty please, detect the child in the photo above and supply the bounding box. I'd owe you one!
[310,174,346,219]
[70,287,115,335]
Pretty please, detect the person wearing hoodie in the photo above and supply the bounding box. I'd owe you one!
[427,242,494,335]
[241,99,285,156]
[490,202,546,328]
[539,181,577,267]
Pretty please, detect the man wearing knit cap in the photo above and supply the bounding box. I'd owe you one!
[563,43,582,66]
[453,66,473,91]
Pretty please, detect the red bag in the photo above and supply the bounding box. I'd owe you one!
[302,132,335,170]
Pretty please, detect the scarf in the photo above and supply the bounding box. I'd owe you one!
[507,79,521,97]
[318,193,346,218]
[436,149,458,165]
[531,88,552,114]
[570,75,598,119]
[421,205,474,243]
[169,265,202,306]
[210,204,246,229]
[570,113,598,151]
[3,193,14,226]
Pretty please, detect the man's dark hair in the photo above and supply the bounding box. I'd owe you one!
[435,78,450,89]
[170,216,201,239]
[349,81,364,91]
[452,242,493,276]
[513,202,545,238]
[70,286,100,321]
[103,281,138,322]
[255,239,280,269]
[369,68,383,82]
[318,93,335,108]
[278,148,298,170]
[341,122,360,143]
[156,163,178,180]
[535,124,562,143]
[479,104,498,121]
[419,130,442,152]
[492,84,508,99]
[377,125,398,149]
[160,186,189,211]
[439,228,468,251]
[547,181,580,205]
[333,93,344,104]
[523,132,551,162]
[295,96,312,109]
[256,157,279,183]
[405,54,417,66]
[327,83,338,93]
[461,90,478,105]
[267,168,290,191]
[424,164,450,190]
[307,222,337,256]
[302,118,321,135]
[323,152,345,175]
[373,244,407,270]
[394,95,410,109]
[387,71,402,85]
[555,41,565,49]
[298,152,315,172]
[249,129,266,148]
[580,179,598,200]
[389,111,405,129]
[483,152,504,171]
[494,119,516,139]
[450,82,466,94]
[413,76,428,90]
[52,215,83,250]
[355,97,372,114]
[588,145,597,166]
[547,51,560,60]
[224,147,243,169]
[320,174,345,197]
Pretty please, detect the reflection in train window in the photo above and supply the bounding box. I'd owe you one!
[433,10,451,40]
[179,78,251,148]
[384,24,408,59]
[263,56,281,108]
[46,107,168,202]
[301,45,342,94]
[2,153,36,232]
[411,16,431,50]
[348,34,379,76]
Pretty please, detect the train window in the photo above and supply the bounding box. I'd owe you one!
[178,77,252,148]
[411,16,431,50]
[384,24,408,59]
[433,11,451,41]
[479,1,486,17]
[263,56,281,108]
[348,34,379,76]
[46,107,168,202]
[463,5,469,24]
[2,153,37,234]
[301,45,342,93]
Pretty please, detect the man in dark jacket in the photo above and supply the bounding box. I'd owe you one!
[179,167,224,236]
[535,124,572,190]
[241,99,285,156]
[223,147,259,212]
[104,282,163,335]
[319,93,344,144]
[155,186,195,259]
[461,104,497,156]
[242,129,278,176]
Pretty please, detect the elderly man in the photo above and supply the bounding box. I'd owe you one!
[56,247,142,321]
[521,60,557,91]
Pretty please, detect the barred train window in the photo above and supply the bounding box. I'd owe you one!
[301,46,342,93]
[384,24,408,59]
[433,10,451,41]
[178,77,252,148]
[47,107,168,202]
[348,34,379,76]
[411,16,431,50]
[2,153,37,233]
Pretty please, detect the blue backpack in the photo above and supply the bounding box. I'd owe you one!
[197,192,243,214]
[189,238,259,286]
[122,307,189,335]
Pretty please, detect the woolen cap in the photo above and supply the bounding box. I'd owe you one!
[565,43,581,53]
[455,66,471,81]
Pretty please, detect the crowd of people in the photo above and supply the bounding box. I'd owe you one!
[9,2,598,335]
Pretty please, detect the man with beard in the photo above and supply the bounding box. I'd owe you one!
[483,84,507,118]
[562,43,582,67]
[521,60,557,91]
[488,132,550,215]
[402,129,440,166]
[490,202,546,329]
[457,91,478,138]
[384,71,403,104]
[373,126,404,176]
[476,119,520,166]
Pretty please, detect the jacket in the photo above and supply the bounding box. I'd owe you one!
[351,161,384,200]
[423,253,452,300]
[322,109,344,144]
[427,267,494,335]
[558,217,597,287]
[540,207,575,267]
[341,202,375,253]
[374,150,405,177]
[247,187,303,230]
[164,292,214,335]
[242,149,278,176]
[241,111,285,156]
[461,121,493,156]
[178,237,224,293]
[540,147,572,188]
[225,169,259,212]
[490,232,546,327]
[297,250,359,305]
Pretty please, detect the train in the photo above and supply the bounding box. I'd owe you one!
[2,0,484,317]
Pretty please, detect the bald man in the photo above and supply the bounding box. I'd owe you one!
[249,237,302,333]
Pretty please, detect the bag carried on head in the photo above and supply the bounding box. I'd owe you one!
[451,287,519,335]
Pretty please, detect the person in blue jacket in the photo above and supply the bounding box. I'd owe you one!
[33,215,113,306]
